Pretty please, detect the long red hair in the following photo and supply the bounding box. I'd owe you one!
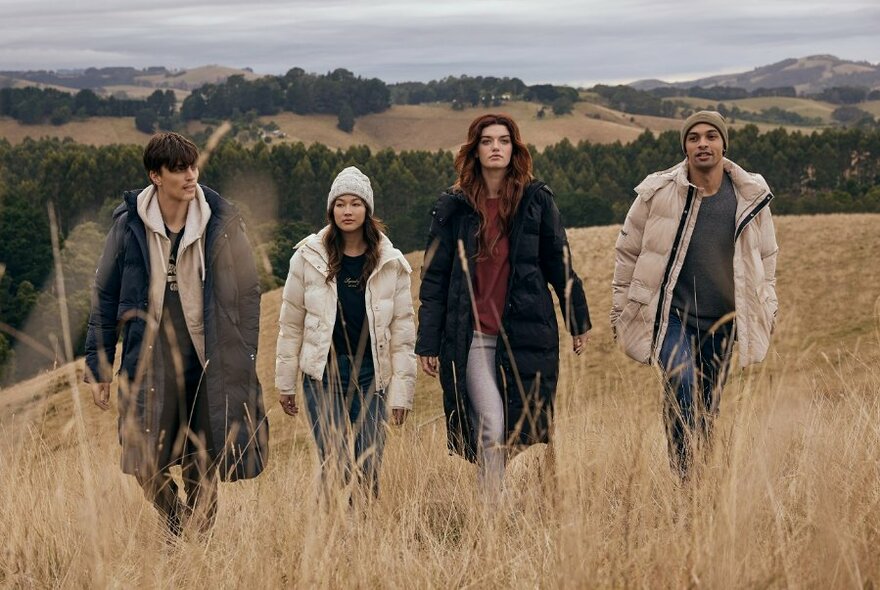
[453,113,533,259]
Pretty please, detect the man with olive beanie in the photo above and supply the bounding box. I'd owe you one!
[611,111,779,479]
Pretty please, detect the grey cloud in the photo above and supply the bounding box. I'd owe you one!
[0,0,876,84]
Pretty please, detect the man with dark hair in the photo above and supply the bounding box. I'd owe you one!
[85,131,268,534]
[611,111,778,479]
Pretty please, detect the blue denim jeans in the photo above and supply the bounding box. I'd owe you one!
[303,355,386,499]
[658,313,734,479]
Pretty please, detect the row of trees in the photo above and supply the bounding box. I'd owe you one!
[180,68,391,123]
[592,85,678,117]
[648,85,880,103]
[815,86,880,105]
[0,87,178,130]
[1,71,585,133]
[649,86,800,100]
[2,125,879,383]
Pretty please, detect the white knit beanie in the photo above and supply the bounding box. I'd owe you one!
[327,166,374,213]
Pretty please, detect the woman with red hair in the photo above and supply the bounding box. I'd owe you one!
[416,114,591,496]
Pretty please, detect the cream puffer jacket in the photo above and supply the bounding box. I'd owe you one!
[611,158,778,368]
[275,227,417,409]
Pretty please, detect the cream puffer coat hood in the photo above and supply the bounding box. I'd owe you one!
[611,158,778,368]
[275,227,417,409]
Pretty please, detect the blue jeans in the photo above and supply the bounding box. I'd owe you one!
[659,313,733,479]
[303,355,386,499]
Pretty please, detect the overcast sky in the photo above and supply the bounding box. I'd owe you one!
[1,0,878,85]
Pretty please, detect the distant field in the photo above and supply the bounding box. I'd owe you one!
[260,101,684,152]
[0,116,150,145]
[101,85,190,102]
[860,100,880,116]
[0,77,80,94]
[134,65,261,88]
[0,97,841,151]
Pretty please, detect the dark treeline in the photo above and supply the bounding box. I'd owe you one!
[1,125,880,383]
[0,71,583,130]
[388,75,578,107]
[180,68,391,121]
[0,66,170,90]
[600,84,879,127]
[180,71,581,122]
[648,86,799,100]
[0,87,177,127]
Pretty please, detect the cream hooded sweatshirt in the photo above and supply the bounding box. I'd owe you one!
[136,184,212,367]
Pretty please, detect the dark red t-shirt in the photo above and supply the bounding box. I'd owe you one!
[473,198,510,335]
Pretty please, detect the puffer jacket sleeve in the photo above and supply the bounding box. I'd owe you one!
[758,206,779,331]
[416,198,455,356]
[386,260,417,410]
[537,189,591,335]
[611,195,649,335]
[84,216,126,383]
[275,250,307,394]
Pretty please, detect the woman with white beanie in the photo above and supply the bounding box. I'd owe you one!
[275,166,416,503]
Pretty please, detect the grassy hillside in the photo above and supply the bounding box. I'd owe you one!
[1,93,846,151]
[0,101,666,150]
[2,214,879,587]
[101,85,190,102]
[133,65,262,88]
[0,116,149,145]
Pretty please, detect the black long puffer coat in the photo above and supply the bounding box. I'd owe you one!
[416,180,590,461]
[84,185,268,481]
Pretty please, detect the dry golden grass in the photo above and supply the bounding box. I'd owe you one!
[1,214,879,588]
[133,66,262,88]
[100,85,190,102]
[1,96,836,150]
[2,99,652,150]
[859,101,880,117]
[261,101,667,152]
[0,116,149,146]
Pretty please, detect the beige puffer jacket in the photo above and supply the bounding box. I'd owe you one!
[275,227,417,409]
[611,158,778,368]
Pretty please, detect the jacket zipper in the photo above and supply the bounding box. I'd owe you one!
[651,185,695,354]
[650,188,773,357]
[734,192,774,241]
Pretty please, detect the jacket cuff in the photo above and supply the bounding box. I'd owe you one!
[386,377,414,410]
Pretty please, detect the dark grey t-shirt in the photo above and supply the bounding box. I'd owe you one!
[671,172,737,332]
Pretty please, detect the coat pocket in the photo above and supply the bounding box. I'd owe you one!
[627,282,653,305]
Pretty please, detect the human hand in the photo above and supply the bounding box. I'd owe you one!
[91,382,111,411]
[572,331,591,355]
[391,408,409,426]
[418,355,439,378]
[279,394,299,416]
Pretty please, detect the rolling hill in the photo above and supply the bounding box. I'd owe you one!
[631,55,880,94]
[0,98,829,151]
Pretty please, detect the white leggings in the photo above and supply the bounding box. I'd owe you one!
[466,331,506,495]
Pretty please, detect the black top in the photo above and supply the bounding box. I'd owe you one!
[332,253,372,360]
[671,172,737,332]
[160,227,200,377]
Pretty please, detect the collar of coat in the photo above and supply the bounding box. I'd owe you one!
[293,225,412,279]
[433,179,550,226]
[634,158,771,205]
[134,184,212,252]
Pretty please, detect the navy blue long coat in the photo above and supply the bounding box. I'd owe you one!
[85,185,268,481]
